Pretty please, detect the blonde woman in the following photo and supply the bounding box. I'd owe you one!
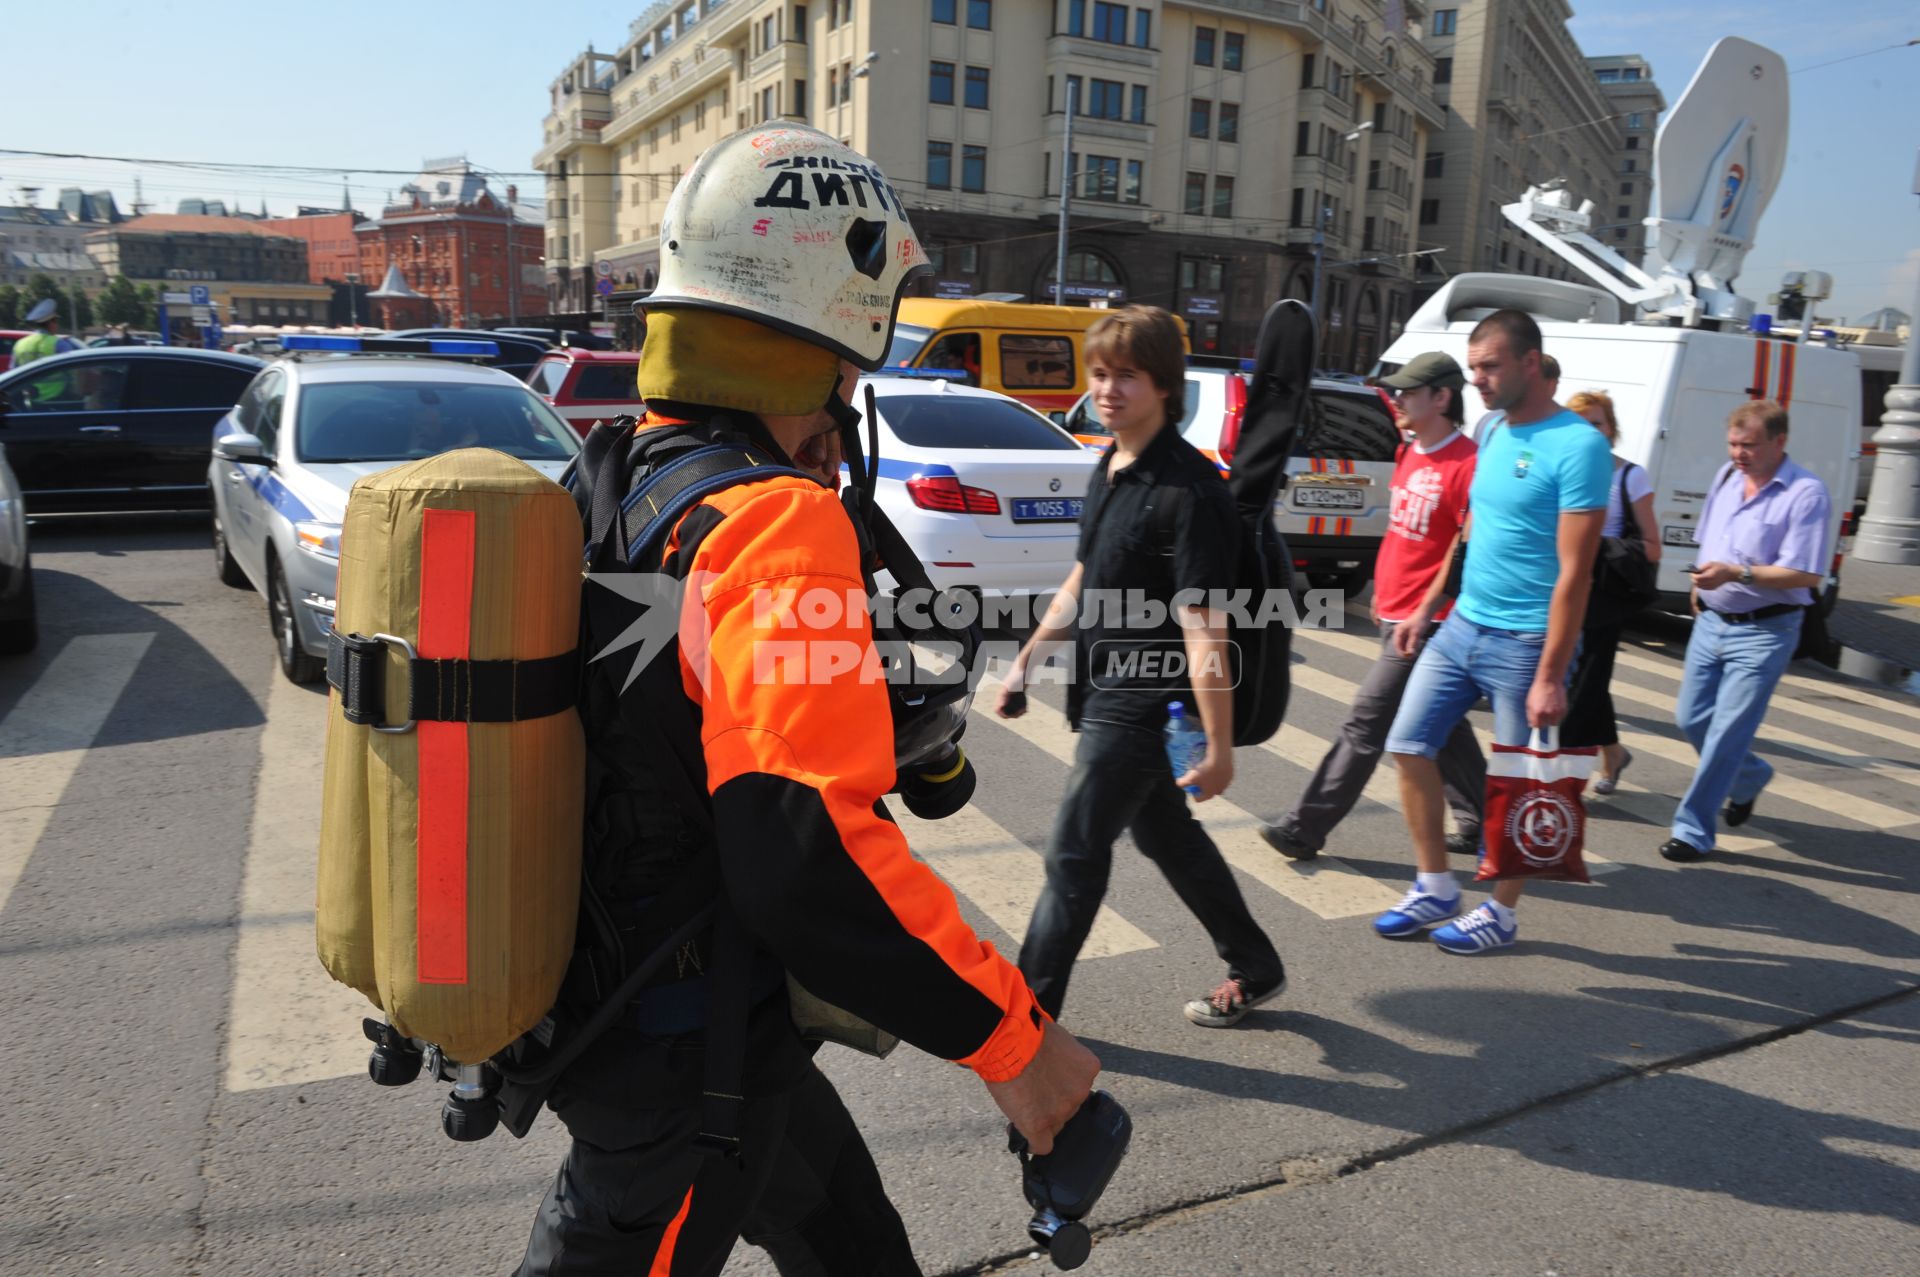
[1563,390,1661,791]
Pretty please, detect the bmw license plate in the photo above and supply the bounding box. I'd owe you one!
[1011,497,1083,523]
[1292,486,1364,510]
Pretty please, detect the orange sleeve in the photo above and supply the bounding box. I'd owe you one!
[673,476,1043,1082]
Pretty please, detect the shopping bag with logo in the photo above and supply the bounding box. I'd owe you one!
[1476,728,1597,884]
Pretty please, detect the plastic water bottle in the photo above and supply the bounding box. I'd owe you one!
[1163,702,1206,797]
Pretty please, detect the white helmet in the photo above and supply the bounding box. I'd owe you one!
[647,125,932,370]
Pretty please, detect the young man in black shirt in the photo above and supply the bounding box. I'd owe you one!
[996,306,1285,1028]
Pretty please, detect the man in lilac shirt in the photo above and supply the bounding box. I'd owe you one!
[1663,399,1831,861]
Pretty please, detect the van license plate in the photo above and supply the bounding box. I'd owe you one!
[1293,487,1365,509]
[1011,497,1084,523]
[1663,525,1698,547]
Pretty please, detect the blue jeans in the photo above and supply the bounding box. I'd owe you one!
[1671,607,1801,848]
[1387,613,1550,756]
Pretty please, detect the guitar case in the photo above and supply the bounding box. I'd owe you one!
[1222,299,1316,747]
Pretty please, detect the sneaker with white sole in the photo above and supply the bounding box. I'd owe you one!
[1373,886,1462,938]
[1183,974,1285,1028]
[1431,904,1517,954]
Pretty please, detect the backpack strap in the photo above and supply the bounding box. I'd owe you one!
[616,444,817,567]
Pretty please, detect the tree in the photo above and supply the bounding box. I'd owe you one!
[0,285,18,327]
[72,287,93,331]
[135,283,159,331]
[98,276,143,327]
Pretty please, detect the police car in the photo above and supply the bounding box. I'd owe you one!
[862,375,1099,601]
[208,336,581,683]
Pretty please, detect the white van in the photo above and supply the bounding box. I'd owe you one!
[1377,273,1860,607]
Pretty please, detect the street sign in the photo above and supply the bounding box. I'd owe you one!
[192,306,213,325]
[595,278,615,297]
[189,285,211,306]
[595,261,613,279]
[1185,295,1223,317]
[163,291,193,305]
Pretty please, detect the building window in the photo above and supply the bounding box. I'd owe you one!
[1189,98,1211,139]
[1433,57,1452,85]
[1088,77,1123,119]
[1432,8,1457,35]
[1213,175,1234,219]
[1194,25,1215,66]
[793,78,807,117]
[839,62,852,103]
[1129,83,1147,122]
[962,145,987,192]
[829,66,838,104]
[927,141,952,189]
[1134,8,1150,46]
[1295,121,1311,156]
[1623,159,1637,173]
[1626,136,1640,149]
[933,0,956,22]
[965,65,990,109]
[794,5,808,40]
[1628,112,1645,129]
[1065,0,1083,35]
[1424,151,1444,179]
[1090,1,1125,43]
[967,0,991,30]
[1619,181,1634,196]
[1185,172,1206,215]
[1364,216,1376,250]
[1124,158,1143,203]
[1081,154,1120,201]
[1290,187,1305,227]
[930,61,955,104]
[1224,32,1243,71]
[1420,197,1440,225]
[695,100,707,130]
[1219,102,1239,143]
[1299,53,1316,90]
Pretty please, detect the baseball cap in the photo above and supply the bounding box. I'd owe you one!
[1378,350,1464,391]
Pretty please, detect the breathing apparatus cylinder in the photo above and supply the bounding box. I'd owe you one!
[316,448,585,1070]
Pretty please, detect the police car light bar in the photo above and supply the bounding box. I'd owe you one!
[872,366,970,380]
[281,335,501,357]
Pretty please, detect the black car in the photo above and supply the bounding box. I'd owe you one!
[384,329,553,381]
[0,347,263,512]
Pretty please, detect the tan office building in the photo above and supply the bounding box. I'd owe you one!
[1412,0,1637,300]
[1586,53,1664,258]
[536,0,1453,369]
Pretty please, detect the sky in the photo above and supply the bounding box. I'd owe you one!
[2,0,1914,323]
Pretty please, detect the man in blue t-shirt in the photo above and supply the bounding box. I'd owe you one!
[1377,309,1612,954]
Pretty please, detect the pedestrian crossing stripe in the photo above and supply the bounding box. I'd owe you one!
[0,633,156,920]
[1292,626,1920,823]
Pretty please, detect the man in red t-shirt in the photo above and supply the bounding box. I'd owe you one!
[1261,351,1486,860]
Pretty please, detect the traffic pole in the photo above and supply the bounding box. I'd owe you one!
[1055,78,1076,307]
[1855,149,1920,564]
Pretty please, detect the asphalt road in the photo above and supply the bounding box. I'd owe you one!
[3,514,1917,1277]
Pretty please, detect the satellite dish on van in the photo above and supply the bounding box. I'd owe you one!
[1496,38,1789,330]
[1647,37,1788,300]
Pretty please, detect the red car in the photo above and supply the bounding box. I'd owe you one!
[527,349,643,436]
[0,331,30,376]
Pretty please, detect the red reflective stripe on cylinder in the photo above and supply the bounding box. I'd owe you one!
[1778,343,1795,407]
[416,507,475,985]
[649,1186,695,1276]
[1752,341,1770,400]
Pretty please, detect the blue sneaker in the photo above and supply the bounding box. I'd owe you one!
[1431,904,1518,954]
[1374,885,1463,938]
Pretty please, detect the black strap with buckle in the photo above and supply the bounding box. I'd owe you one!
[1709,603,1801,624]
[327,630,578,731]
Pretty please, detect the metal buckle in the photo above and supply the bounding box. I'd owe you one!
[371,632,417,734]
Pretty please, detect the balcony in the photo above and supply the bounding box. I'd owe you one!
[605,41,731,141]
[1365,183,1410,215]
[748,37,807,82]
[1293,154,1352,187]
[1051,113,1154,146]
[1045,33,1159,71]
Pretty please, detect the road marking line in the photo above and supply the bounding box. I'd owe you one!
[975,672,1403,919]
[0,633,155,918]
[899,806,1156,960]
[1612,727,1913,831]
[225,674,372,1092]
[1608,646,1920,752]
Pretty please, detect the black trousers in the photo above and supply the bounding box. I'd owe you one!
[1018,719,1284,1020]
[1563,621,1624,749]
[515,1060,920,1276]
